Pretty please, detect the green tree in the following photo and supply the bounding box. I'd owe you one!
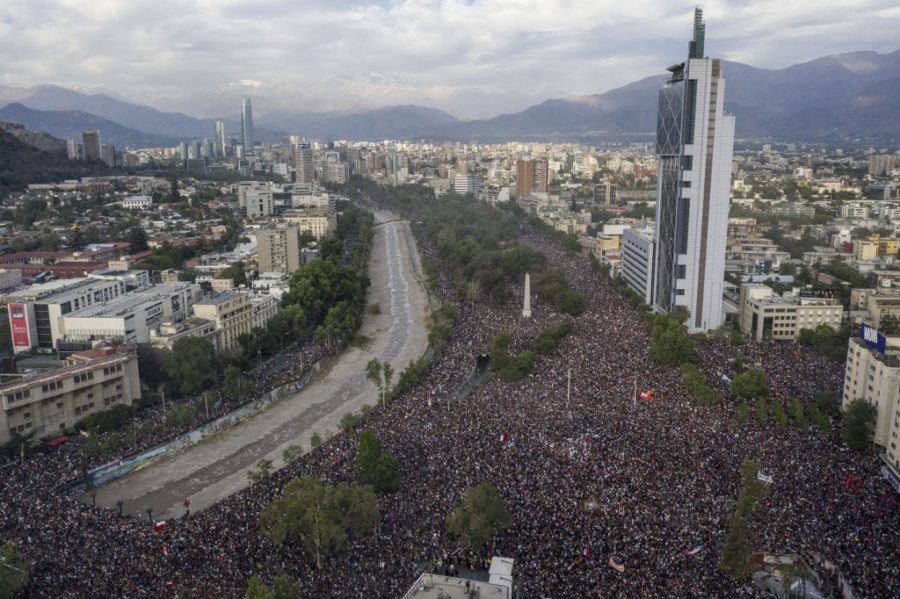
[809,407,830,433]
[755,399,769,423]
[283,444,304,464]
[245,575,273,599]
[446,481,512,551]
[730,369,769,400]
[163,336,216,395]
[0,319,13,355]
[772,400,787,425]
[735,401,749,422]
[719,460,769,579]
[365,358,394,408]
[247,459,274,484]
[649,314,694,366]
[127,226,149,252]
[259,476,378,569]
[356,430,401,493]
[0,542,30,598]
[271,574,301,599]
[815,391,841,418]
[339,412,359,431]
[788,398,807,427]
[310,431,323,449]
[842,399,877,450]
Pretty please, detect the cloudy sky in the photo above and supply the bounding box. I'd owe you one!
[1,0,898,117]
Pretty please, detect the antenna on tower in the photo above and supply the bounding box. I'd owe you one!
[690,6,706,59]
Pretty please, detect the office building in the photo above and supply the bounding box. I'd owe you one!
[594,179,617,205]
[294,144,315,184]
[842,328,900,486]
[652,8,735,332]
[282,209,337,240]
[869,154,896,178]
[738,284,843,341]
[4,278,127,353]
[66,139,80,160]
[81,130,102,162]
[193,291,253,351]
[238,181,274,218]
[322,161,349,185]
[516,159,549,201]
[621,228,656,304]
[215,120,226,158]
[453,173,483,196]
[241,96,254,155]
[257,224,302,274]
[0,346,140,444]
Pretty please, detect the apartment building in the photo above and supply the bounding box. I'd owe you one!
[193,291,253,350]
[0,347,140,443]
[842,330,900,487]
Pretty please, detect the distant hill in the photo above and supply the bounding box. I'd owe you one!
[0,125,111,197]
[3,48,899,142]
[0,103,180,148]
[437,50,900,141]
[0,121,66,154]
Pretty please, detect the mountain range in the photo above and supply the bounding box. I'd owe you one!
[1,49,898,145]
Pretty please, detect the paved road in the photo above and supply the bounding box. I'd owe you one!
[86,214,430,520]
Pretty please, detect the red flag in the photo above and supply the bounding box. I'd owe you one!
[639,390,653,401]
[500,432,508,444]
[153,521,167,532]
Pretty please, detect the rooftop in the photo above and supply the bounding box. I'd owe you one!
[402,573,509,599]
[195,291,242,306]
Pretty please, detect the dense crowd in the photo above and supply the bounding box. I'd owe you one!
[1,219,898,598]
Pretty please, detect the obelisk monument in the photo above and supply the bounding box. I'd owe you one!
[522,272,532,318]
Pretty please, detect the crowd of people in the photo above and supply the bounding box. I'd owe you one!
[1,217,898,598]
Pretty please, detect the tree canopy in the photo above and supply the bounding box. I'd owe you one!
[649,314,694,366]
[356,430,401,493]
[842,398,877,451]
[259,477,377,569]
[163,336,216,396]
[0,541,30,598]
[445,481,512,551]
[730,369,770,400]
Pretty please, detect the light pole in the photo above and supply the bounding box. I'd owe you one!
[146,507,153,524]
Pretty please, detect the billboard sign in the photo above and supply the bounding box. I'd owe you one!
[799,288,834,299]
[860,323,887,354]
[7,303,31,350]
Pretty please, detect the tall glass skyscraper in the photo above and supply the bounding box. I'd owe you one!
[215,120,226,158]
[241,96,254,155]
[652,8,735,332]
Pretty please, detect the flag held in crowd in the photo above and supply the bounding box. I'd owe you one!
[608,555,626,572]
[684,544,705,556]
[153,521,167,532]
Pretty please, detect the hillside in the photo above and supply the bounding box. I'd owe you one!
[0,121,66,154]
[0,126,111,197]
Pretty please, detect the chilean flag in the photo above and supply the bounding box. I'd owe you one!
[153,521,167,532]
[639,390,653,401]
[500,432,508,444]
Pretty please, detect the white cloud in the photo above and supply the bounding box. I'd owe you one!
[0,0,897,116]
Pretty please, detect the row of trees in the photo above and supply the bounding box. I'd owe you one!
[350,177,584,312]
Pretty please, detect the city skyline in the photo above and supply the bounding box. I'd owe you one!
[1,1,899,119]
